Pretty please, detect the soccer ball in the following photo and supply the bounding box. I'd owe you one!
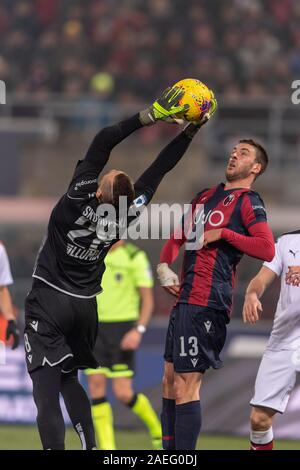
[173,78,214,122]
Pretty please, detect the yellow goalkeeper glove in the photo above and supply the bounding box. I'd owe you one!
[139,86,189,125]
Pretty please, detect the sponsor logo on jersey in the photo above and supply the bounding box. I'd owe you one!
[27,354,33,364]
[74,179,98,191]
[191,358,199,368]
[82,205,101,223]
[194,209,225,227]
[252,205,266,213]
[66,243,104,262]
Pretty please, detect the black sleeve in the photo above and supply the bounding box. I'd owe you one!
[84,113,143,167]
[67,114,143,199]
[133,131,193,205]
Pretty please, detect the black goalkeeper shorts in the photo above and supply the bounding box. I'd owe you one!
[24,279,99,373]
[164,303,227,373]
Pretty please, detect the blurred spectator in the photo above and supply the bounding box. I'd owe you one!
[0,0,297,100]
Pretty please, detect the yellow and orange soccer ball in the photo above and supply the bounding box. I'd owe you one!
[173,78,215,122]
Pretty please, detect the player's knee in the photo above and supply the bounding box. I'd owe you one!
[113,381,133,404]
[174,374,200,402]
[250,407,272,431]
[162,372,174,392]
[34,391,60,416]
[114,388,133,404]
[88,374,106,399]
[173,376,188,402]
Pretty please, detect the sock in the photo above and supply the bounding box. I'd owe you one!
[128,393,162,448]
[175,400,201,450]
[250,427,274,450]
[31,365,65,450]
[91,398,116,450]
[161,398,176,450]
[60,370,96,450]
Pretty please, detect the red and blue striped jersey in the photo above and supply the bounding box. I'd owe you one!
[161,183,274,318]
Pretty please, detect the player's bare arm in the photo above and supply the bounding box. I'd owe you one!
[243,266,277,324]
[121,287,154,350]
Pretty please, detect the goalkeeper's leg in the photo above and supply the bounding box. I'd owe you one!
[60,369,96,450]
[30,364,65,450]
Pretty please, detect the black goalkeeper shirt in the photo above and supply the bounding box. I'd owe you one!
[33,114,193,298]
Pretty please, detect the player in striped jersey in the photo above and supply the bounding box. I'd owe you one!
[157,139,275,449]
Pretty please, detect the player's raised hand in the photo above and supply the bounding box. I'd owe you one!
[242,293,263,324]
[285,266,300,286]
[199,95,218,125]
[139,86,189,125]
[157,263,180,297]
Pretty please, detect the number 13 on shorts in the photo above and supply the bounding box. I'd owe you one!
[179,336,199,357]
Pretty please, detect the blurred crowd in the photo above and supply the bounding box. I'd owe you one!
[0,0,299,102]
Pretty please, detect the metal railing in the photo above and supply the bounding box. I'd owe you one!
[1,94,300,169]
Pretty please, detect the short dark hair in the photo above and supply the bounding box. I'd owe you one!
[239,139,269,177]
[112,173,135,206]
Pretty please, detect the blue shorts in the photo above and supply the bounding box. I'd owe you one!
[164,303,228,373]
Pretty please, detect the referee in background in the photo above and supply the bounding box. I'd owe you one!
[85,240,161,450]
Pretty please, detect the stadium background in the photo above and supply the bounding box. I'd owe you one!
[0,0,300,449]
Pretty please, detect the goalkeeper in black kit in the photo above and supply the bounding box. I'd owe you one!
[24,87,216,450]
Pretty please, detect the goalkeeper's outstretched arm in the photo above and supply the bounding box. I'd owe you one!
[84,86,189,172]
[84,114,143,171]
[134,122,204,203]
[134,95,217,202]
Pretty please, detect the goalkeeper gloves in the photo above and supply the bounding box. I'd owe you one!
[6,319,20,350]
[139,87,189,126]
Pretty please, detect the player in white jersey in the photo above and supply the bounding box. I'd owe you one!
[0,243,19,349]
[242,229,300,450]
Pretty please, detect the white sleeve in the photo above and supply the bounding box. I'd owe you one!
[263,237,283,276]
[0,244,13,286]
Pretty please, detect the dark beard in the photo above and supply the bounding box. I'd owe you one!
[226,167,252,182]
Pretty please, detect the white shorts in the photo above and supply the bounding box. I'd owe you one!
[250,348,298,413]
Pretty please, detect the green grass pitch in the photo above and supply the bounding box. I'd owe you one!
[0,425,299,450]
